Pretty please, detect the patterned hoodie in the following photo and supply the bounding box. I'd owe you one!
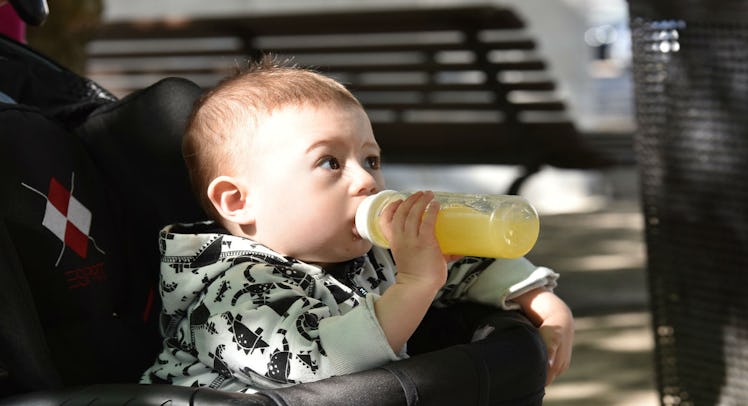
[141,222,558,393]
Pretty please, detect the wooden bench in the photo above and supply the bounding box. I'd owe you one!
[88,5,628,194]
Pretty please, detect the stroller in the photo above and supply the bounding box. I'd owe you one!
[0,1,547,404]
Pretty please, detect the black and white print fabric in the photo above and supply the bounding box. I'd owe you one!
[141,222,558,393]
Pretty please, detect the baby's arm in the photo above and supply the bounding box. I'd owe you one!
[373,191,447,352]
[513,287,574,385]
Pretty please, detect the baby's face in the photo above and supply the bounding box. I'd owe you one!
[242,103,385,265]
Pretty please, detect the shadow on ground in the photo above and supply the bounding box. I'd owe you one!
[545,312,657,406]
[526,199,659,405]
[527,200,649,316]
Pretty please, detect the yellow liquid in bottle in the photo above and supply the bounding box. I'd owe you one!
[434,204,539,258]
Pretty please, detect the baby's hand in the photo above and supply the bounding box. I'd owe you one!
[514,288,574,385]
[373,191,448,352]
[538,307,573,385]
[379,191,447,289]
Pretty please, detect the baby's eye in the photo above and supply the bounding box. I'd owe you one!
[319,156,341,170]
[365,156,381,170]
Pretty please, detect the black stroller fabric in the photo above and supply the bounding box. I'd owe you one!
[1,33,204,395]
[629,0,748,404]
[0,33,114,128]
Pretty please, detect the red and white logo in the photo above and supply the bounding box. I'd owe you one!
[43,176,91,259]
[22,174,105,266]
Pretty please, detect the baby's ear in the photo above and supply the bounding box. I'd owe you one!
[206,176,255,225]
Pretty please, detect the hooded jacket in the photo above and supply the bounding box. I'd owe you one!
[141,222,558,392]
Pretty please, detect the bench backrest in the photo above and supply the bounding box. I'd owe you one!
[88,6,609,168]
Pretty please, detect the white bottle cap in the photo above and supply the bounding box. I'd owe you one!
[355,190,400,247]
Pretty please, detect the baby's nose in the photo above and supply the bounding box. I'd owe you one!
[350,167,378,195]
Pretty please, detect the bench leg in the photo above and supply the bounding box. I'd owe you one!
[507,164,542,195]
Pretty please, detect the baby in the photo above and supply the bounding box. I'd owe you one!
[141,56,573,393]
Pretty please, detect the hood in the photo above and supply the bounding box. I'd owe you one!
[157,222,320,316]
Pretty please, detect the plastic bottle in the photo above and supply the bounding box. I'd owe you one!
[355,190,539,259]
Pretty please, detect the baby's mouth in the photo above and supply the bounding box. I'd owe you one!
[352,218,365,240]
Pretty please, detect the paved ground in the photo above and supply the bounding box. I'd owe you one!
[528,199,659,405]
[522,165,659,405]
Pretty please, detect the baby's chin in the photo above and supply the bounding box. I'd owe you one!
[299,240,373,267]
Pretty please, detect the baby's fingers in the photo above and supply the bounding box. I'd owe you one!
[419,196,439,237]
[380,191,439,245]
[548,341,571,385]
[391,191,431,231]
[540,325,572,386]
[381,198,402,223]
[403,191,436,235]
[379,198,403,241]
[545,343,559,385]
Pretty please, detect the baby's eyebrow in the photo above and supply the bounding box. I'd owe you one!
[305,139,381,154]
[305,139,337,153]
[363,141,381,153]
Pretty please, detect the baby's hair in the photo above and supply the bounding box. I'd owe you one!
[183,54,363,220]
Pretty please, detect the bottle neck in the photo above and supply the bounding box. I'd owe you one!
[355,190,402,247]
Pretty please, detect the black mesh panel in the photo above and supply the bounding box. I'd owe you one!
[629,1,748,405]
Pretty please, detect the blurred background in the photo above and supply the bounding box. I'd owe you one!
[24,0,638,214]
[18,0,655,404]
[100,0,635,137]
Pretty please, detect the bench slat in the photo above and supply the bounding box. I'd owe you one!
[86,60,547,76]
[360,101,566,112]
[87,39,539,59]
[350,82,556,92]
[95,6,526,40]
